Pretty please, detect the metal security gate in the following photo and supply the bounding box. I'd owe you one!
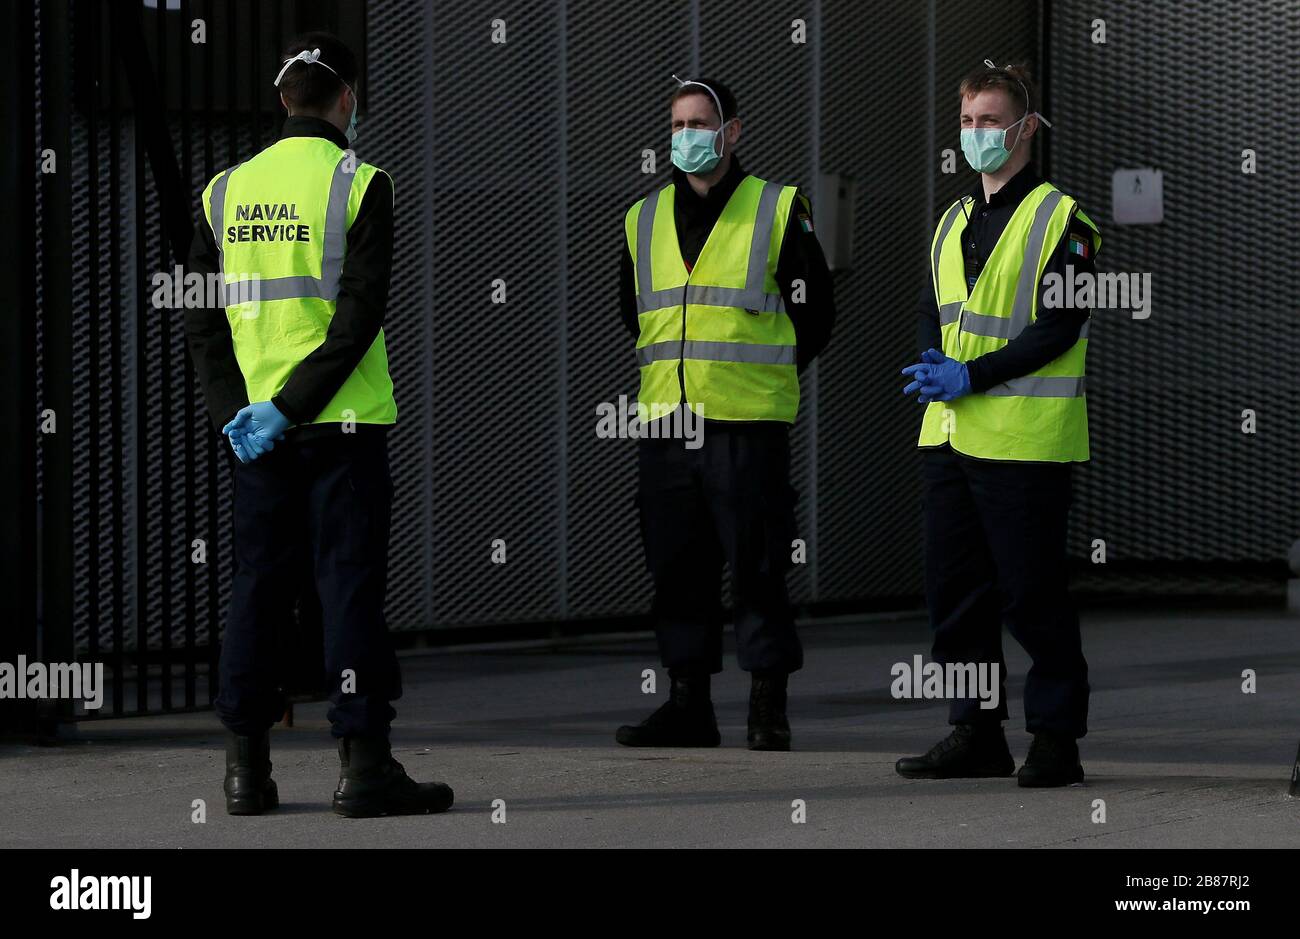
[15,0,365,724]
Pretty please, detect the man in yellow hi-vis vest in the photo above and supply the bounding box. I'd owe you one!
[615,77,835,751]
[896,62,1099,788]
[184,32,452,818]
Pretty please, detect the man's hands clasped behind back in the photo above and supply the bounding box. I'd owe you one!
[223,401,293,464]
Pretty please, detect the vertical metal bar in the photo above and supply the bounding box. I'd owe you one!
[926,0,936,226]
[690,0,700,74]
[806,0,821,603]
[357,0,366,109]
[251,0,262,148]
[0,0,39,734]
[242,0,260,691]
[204,0,220,705]
[109,2,126,718]
[421,0,436,628]
[1038,0,1051,177]
[180,0,196,709]
[272,0,283,129]
[39,0,76,728]
[556,0,568,619]
[157,0,173,713]
[134,15,150,714]
[87,0,102,671]
[272,1,283,63]
[227,0,237,171]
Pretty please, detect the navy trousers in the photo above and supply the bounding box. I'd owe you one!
[637,421,803,676]
[216,431,401,738]
[923,445,1089,738]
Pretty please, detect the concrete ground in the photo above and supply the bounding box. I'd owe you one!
[2,609,1298,848]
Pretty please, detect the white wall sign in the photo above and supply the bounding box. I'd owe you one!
[1112,167,1164,224]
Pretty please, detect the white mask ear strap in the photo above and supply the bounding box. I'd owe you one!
[274,47,344,88]
[980,59,1053,140]
[1010,112,1051,149]
[671,74,729,130]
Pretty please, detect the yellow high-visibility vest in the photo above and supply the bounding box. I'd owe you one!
[918,181,1100,462]
[202,136,396,426]
[624,174,800,422]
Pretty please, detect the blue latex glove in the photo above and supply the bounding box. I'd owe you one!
[227,426,253,464]
[901,348,971,404]
[223,401,292,462]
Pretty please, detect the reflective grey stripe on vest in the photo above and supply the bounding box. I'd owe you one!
[634,180,787,315]
[319,155,353,295]
[208,163,240,276]
[931,199,967,292]
[984,375,1086,398]
[955,306,1091,342]
[636,339,796,367]
[958,310,1015,339]
[638,284,786,313]
[938,301,963,327]
[209,153,354,305]
[1008,189,1066,337]
[222,275,339,303]
[635,187,660,310]
[741,181,784,307]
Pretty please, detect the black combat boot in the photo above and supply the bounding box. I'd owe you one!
[747,673,791,751]
[1016,732,1084,788]
[224,731,278,816]
[615,673,721,747]
[332,736,455,818]
[895,723,1015,779]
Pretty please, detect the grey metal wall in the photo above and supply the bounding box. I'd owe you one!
[1049,0,1300,594]
[365,0,1038,629]
[72,0,1248,654]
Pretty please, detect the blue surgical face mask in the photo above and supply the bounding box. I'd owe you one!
[960,113,1028,173]
[672,121,731,175]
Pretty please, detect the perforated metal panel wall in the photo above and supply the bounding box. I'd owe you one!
[50,0,1299,678]
[55,0,1053,654]
[814,0,1041,606]
[368,0,1037,628]
[364,0,440,630]
[561,3,691,619]
[1049,1,1300,593]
